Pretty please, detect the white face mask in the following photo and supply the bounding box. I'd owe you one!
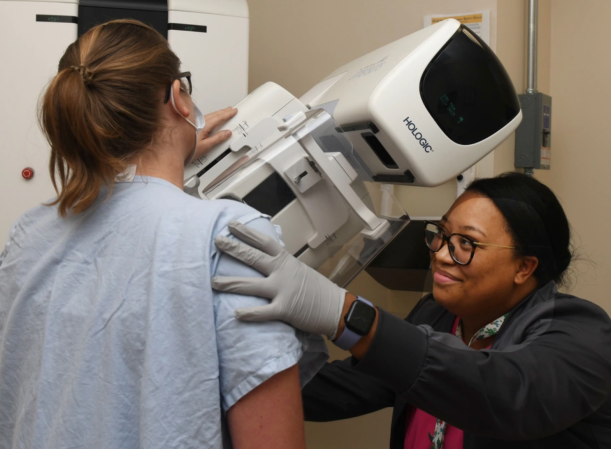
[170,87,205,166]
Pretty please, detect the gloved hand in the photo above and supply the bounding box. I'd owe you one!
[212,221,346,339]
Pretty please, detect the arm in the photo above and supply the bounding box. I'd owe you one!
[210,212,323,446]
[228,365,305,449]
[303,357,395,422]
[300,294,394,422]
[353,301,611,440]
[0,245,7,268]
[0,222,17,268]
[337,293,379,360]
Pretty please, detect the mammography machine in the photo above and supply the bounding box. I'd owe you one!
[183,19,522,286]
[0,5,521,286]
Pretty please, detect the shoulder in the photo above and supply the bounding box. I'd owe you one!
[126,181,279,266]
[2,202,60,255]
[550,289,611,327]
[497,282,611,349]
[10,201,58,232]
[182,197,273,245]
[517,281,611,327]
[113,178,268,238]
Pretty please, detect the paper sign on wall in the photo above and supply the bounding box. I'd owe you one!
[423,11,490,46]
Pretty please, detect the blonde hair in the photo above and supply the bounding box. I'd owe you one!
[40,19,181,216]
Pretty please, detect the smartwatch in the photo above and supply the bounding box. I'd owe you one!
[333,296,376,351]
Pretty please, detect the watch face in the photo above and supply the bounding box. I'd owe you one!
[345,301,376,336]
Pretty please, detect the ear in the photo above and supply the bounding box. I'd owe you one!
[514,255,539,285]
[168,79,191,118]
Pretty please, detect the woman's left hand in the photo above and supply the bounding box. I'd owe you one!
[194,107,239,160]
[212,221,347,339]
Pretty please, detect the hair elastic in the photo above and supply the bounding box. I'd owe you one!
[71,64,94,85]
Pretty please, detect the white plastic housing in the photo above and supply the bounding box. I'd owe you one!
[0,0,79,243]
[184,82,309,192]
[185,83,405,279]
[181,20,523,279]
[168,0,249,113]
[305,19,522,186]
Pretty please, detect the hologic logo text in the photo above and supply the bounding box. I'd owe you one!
[403,117,433,153]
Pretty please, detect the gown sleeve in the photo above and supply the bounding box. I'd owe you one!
[210,207,327,411]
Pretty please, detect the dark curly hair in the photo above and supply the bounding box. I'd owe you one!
[466,172,572,287]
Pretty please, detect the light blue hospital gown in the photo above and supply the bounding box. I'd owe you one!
[0,176,327,449]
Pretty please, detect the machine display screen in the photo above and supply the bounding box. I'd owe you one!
[36,15,78,23]
[420,26,520,145]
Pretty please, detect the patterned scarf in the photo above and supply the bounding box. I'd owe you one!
[428,314,508,449]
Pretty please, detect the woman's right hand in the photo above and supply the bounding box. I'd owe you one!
[211,221,346,339]
[193,107,238,160]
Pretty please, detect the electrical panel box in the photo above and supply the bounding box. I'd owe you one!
[515,92,552,169]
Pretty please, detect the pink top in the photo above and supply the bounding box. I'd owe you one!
[403,407,464,449]
[404,317,487,449]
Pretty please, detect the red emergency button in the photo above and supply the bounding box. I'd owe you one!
[22,167,34,180]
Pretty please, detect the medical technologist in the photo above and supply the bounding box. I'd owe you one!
[213,172,611,449]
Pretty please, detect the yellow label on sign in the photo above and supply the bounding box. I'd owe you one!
[431,13,483,25]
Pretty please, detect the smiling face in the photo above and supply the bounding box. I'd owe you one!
[430,191,538,324]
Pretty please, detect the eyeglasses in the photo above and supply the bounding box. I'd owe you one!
[163,71,192,104]
[424,221,516,266]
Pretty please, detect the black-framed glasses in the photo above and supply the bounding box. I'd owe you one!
[163,71,192,104]
[424,221,516,266]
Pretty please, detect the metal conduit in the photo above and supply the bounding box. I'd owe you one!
[523,0,539,176]
[527,0,539,94]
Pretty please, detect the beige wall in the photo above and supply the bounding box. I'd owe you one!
[547,1,611,304]
[246,0,552,447]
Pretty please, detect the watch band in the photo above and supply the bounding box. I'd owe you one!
[333,296,373,351]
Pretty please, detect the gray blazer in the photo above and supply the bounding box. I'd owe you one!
[303,282,611,448]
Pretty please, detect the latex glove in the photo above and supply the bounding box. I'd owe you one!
[212,221,346,339]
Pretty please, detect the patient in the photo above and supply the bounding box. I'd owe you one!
[0,19,325,449]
